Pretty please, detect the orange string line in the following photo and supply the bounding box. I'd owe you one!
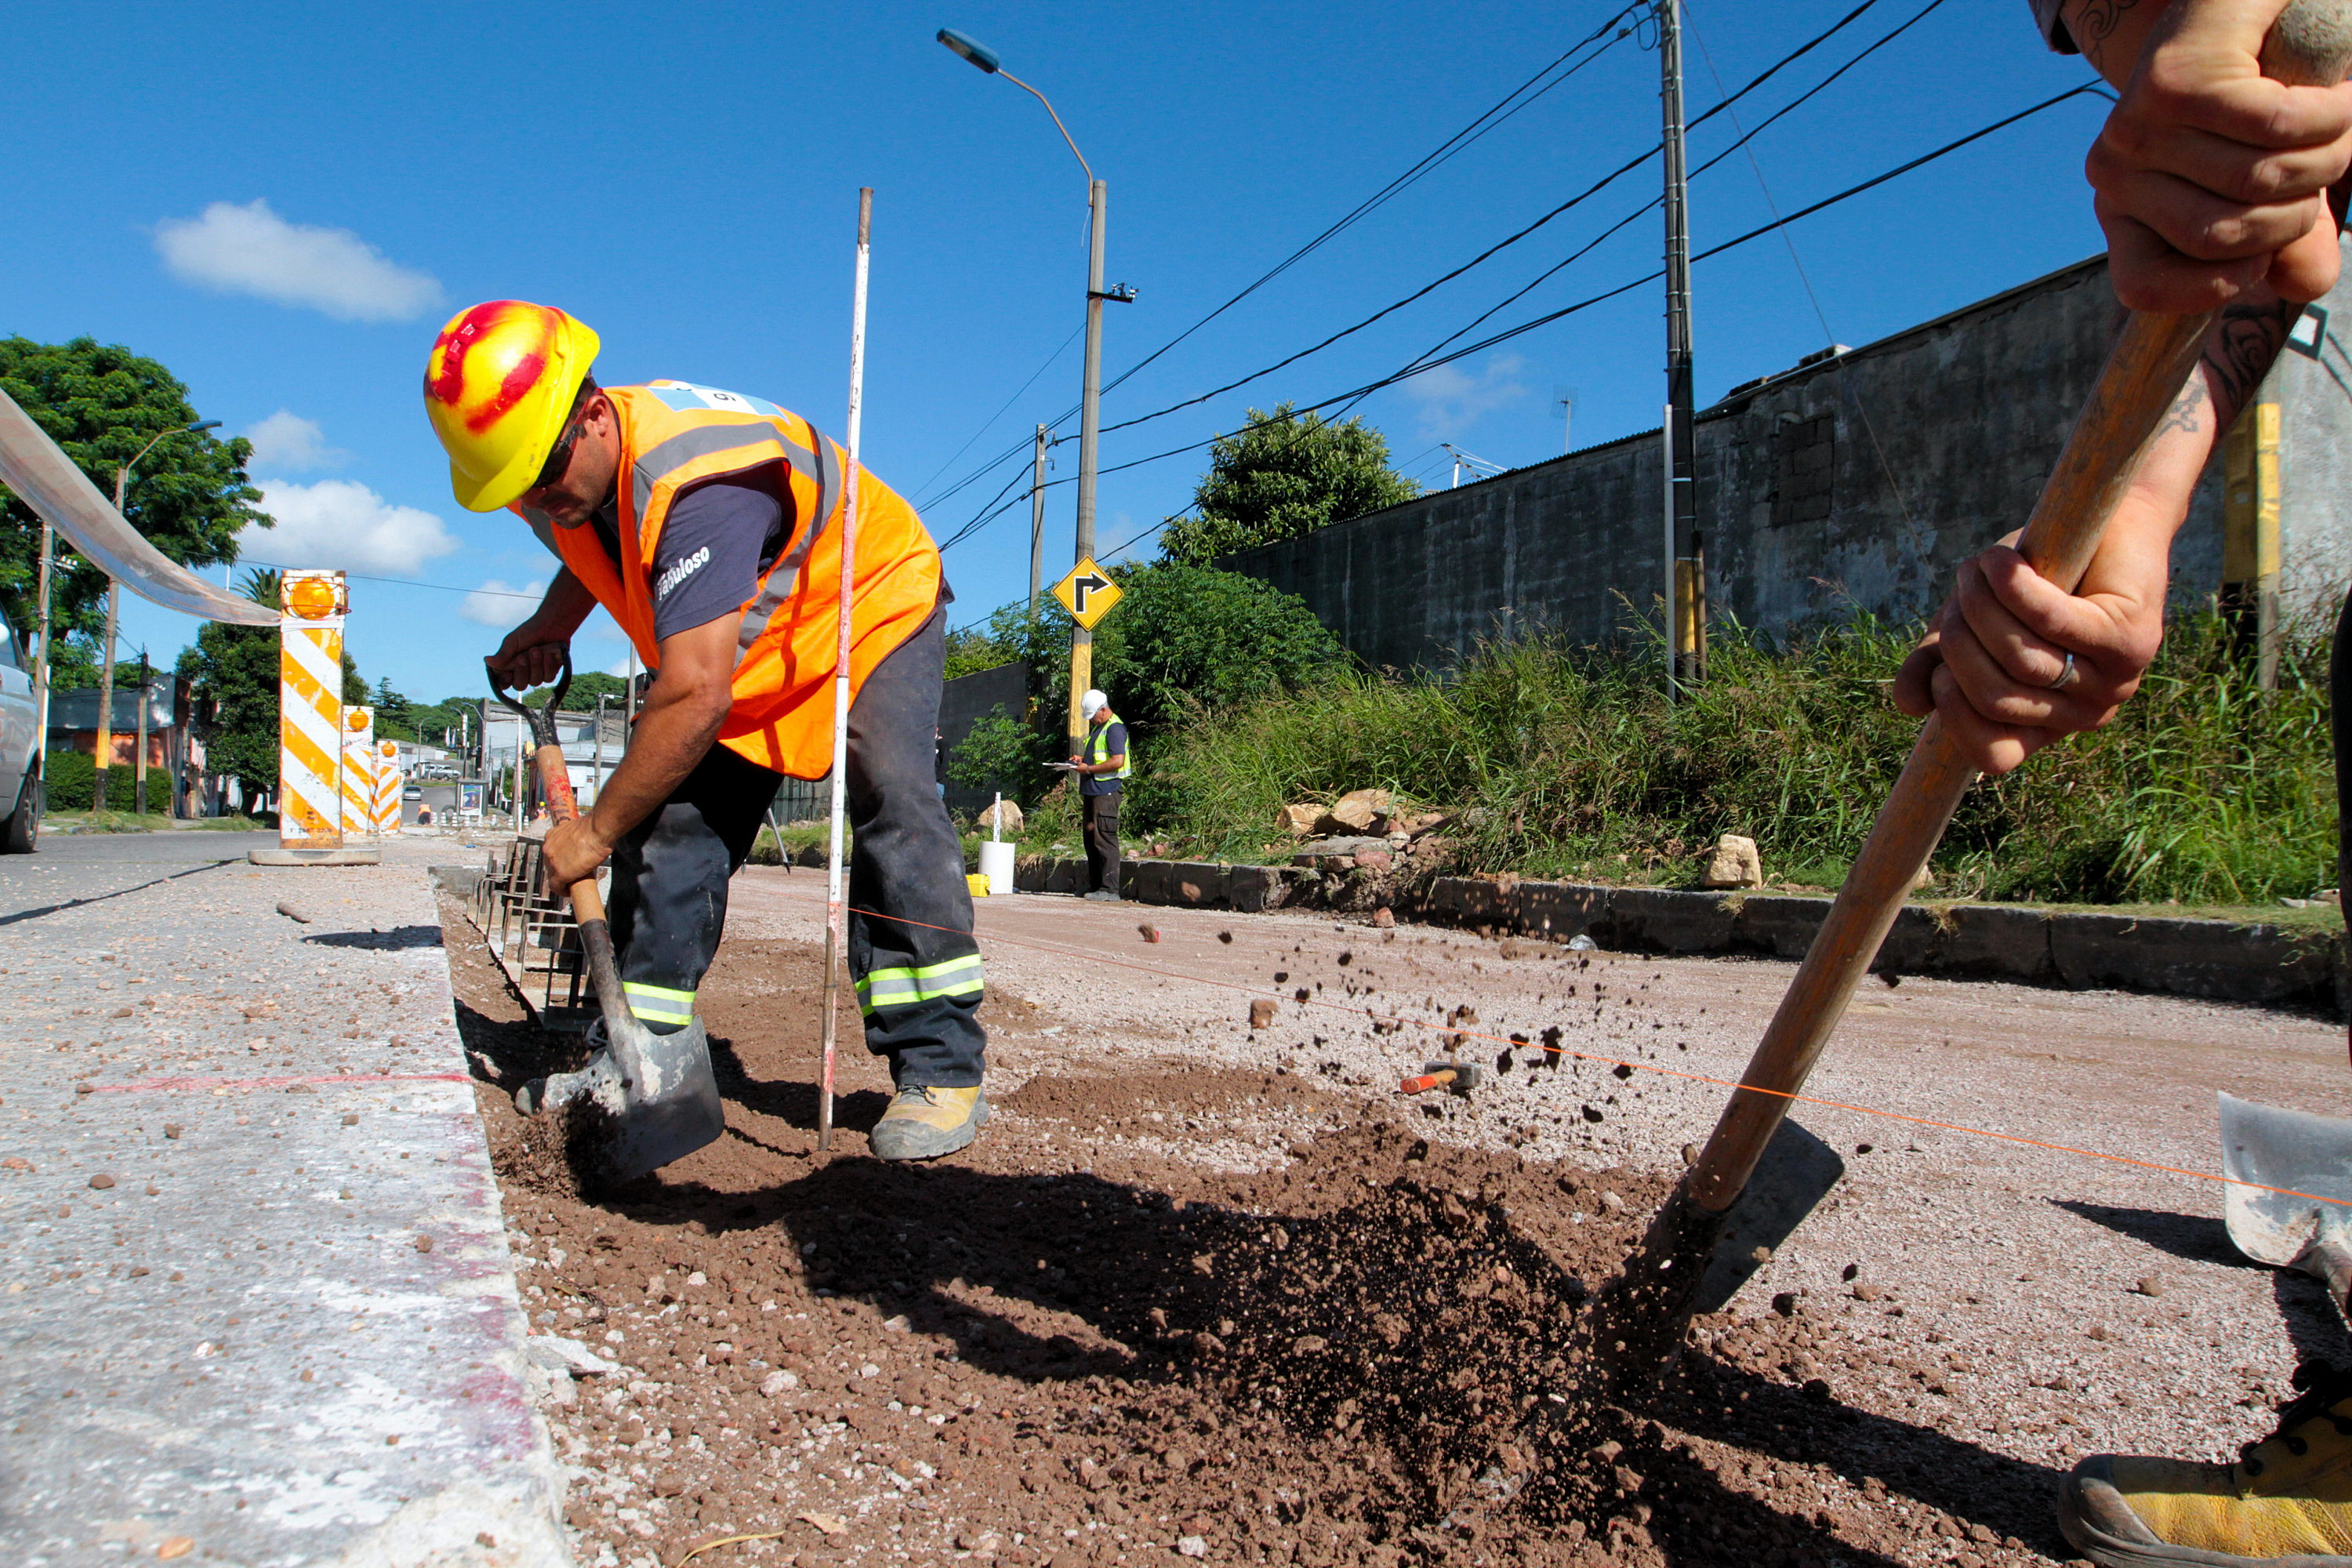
[845,902,2352,1214]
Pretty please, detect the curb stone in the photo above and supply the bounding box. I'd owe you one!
[1015,855,2345,1017]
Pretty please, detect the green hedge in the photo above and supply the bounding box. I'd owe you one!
[42,751,95,811]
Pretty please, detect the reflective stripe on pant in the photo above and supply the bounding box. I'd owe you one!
[601,599,985,1086]
[845,602,986,1087]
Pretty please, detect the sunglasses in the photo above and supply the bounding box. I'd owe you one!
[529,414,583,495]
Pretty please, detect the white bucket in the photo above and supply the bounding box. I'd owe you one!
[978,839,1017,898]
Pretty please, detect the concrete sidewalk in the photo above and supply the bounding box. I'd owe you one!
[0,833,567,1566]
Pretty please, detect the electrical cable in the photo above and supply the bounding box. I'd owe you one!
[910,2,1650,520]
[935,82,2103,554]
[909,323,1083,510]
[1093,0,1903,442]
[1360,0,1956,405]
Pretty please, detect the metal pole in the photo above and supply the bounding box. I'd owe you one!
[818,187,873,1152]
[31,520,53,782]
[1663,408,1677,702]
[1028,423,1049,622]
[96,462,132,812]
[134,649,151,816]
[593,692,605,802]
[1069,177,1108,758]
[1660,0,1704,684]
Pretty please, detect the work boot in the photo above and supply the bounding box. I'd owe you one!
[1083,889,1120,902]
[869,1084,988,1161]
[2061,1361,2352,1566]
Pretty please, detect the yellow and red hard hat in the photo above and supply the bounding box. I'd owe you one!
[422,300,600,513]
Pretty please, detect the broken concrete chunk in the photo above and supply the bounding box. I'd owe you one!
[522,1334,620,1377]
[1701,833,1764,889]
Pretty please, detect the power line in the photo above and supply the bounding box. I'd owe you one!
[234,561,547,602]
[1359,0,1956,405]
[1042,84,2107,501]
[1092,0,1900,442]
[909,323,1082,510]
[913,2,1657,520]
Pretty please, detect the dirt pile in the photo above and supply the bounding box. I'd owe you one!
[441,906,2070,1566]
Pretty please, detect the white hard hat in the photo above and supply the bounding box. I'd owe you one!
[1080,688,1109,719]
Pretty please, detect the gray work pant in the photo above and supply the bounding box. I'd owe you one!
[604,604,986,1086]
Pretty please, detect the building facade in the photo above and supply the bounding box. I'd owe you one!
[1222,252,2352,672]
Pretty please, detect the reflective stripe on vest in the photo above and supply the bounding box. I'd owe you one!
[1087,722,1133,779]
[855,953,984,1014]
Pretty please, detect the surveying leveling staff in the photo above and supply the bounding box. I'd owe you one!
[423,300,989,1161]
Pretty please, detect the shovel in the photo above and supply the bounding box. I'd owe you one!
[2220,1091,2352,1318]
[492,653,724,1185]
[1598,2,2352,1370]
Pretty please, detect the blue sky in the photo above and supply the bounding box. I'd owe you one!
[3,0,2104,709]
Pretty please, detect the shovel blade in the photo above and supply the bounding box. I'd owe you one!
[1690,1117,1847,1315]
[2217,1091,2352,1269]
[597,1018,724,1185]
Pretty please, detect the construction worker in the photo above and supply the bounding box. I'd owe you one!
[1908,4,2352,1562]
[423,301,989,1161]
[1069,688,1128,901]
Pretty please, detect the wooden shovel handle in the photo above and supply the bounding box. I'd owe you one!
[1684,307,2215,1211]
[532,739,630,1040]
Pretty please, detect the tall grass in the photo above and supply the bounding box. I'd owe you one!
[1131,610,2337,906]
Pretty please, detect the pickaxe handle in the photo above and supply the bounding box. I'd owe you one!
[1684,307,2213,1210]
[1400,1069,1461,1095]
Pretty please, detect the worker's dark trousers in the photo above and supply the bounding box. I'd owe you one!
[604,604,986,1087]
[1083,791,1122,896]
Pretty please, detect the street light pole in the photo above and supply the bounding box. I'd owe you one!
[937,27,1135,755]
[93,419,220,812]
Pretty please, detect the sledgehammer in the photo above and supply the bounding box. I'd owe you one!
[1400,1062,1484,1096]
[1601,0,2352,1369]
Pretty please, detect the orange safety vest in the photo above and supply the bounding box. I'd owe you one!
[517,381,941,779]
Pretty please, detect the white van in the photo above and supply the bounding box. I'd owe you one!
[0,604,40,852]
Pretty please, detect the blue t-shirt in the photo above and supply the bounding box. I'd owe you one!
[1081,719,1127,797]
[590,467,789,644]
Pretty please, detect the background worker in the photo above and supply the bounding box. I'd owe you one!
[1070,688,1128,902]
[1901,3,2352,1561]
[424,300,989,1161]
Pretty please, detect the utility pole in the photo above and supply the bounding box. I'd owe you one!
[31,521,53,788]
[1028,423,1049,622]
[1070,177,1109,757]
[1659,0,1704,690]
[134,648,151,816]
[1557,390,1576,455]
[93,573,122,812]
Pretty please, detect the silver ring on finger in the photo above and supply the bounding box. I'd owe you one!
[2043,651,2078,691]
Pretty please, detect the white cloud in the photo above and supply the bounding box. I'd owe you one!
[603,657,635,679]
[154,199,443,322]
[460,578,547,626]
[1401,353,1530,440]
[244,410,348,472]
[255,479,461,576]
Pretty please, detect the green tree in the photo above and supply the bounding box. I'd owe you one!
[371,677,416,739]
[960,562,1345,738]
[177,570,283,808]
[946,706,1048,797]
[514,670,628,710]
[1157,403,1418,564]
[0,336,268,645]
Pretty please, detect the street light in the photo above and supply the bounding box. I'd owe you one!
[936,25,1132,758]
[80,419,220,814]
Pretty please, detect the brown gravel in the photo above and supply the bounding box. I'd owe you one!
[429,880,2305,1568]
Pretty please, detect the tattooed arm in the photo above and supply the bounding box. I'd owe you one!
[2056,0,2352,309]
[1890,292,2307,774]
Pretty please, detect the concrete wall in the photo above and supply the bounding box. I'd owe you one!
[938,660,1031,815]
[1224,252,2352,670]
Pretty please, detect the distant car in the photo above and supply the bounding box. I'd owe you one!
[0,605,39,853]
[404,787,423,800]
